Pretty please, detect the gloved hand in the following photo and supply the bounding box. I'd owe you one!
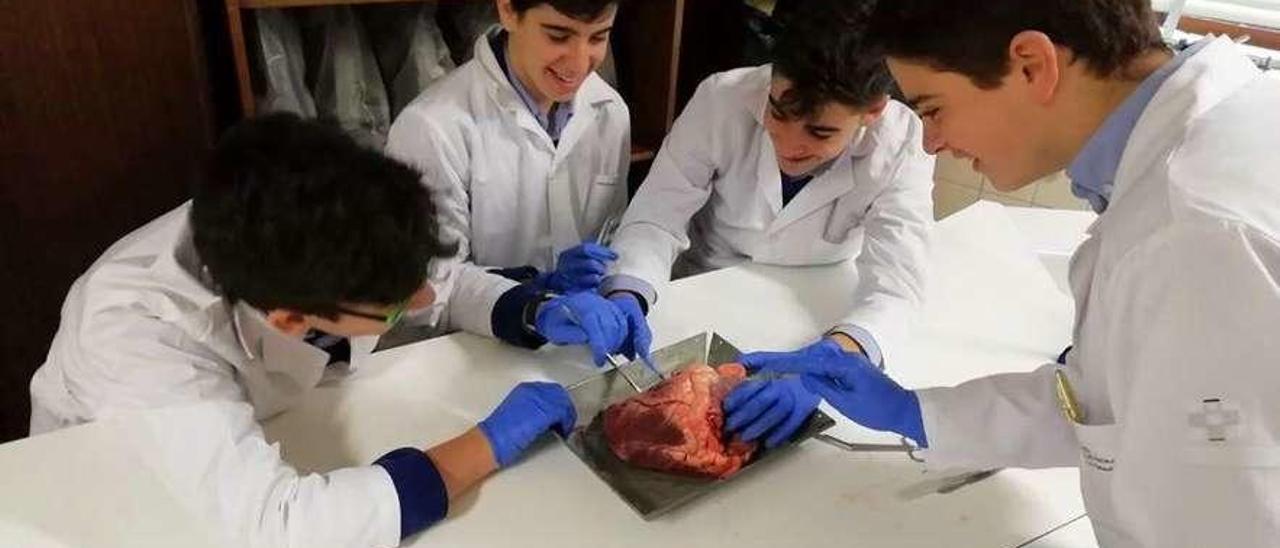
[535,292,628,366]
[741,339,927,447]
[478,382,577,468]
[608,293,653,365]
[723,377,820,448]
[538,243,618,294]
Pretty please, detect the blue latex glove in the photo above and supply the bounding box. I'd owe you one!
[538,243,618,294]
[723,377,820,448]
[608,293,653,365]
[478,382,577,468]
[535,292,628,366]
[741,339,928,447]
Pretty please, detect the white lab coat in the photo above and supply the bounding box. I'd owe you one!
[385,30,630,338]
[608,66,934,357]
[917,38,1280,547]
[29,204,402,548]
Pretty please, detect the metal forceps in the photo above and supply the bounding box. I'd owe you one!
[558,303,646,393]
[593,212,665,382]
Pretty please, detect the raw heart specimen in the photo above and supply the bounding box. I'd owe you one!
[603,363,757,478]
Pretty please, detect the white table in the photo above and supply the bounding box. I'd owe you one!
[1020,515,1099,548]
[1002,206,1096,296]
[0,201,1098,547]
[0,411,224,548]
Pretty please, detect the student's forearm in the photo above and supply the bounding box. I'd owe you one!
[425,427,498,501]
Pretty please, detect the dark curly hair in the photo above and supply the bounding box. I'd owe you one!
[769,0,893,120]
[511,0,618,22]
[869,0,1166,89]
[191,113,456,318]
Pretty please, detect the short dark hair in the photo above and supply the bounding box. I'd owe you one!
[769,0,893,119]
[870,0,1166,89]
[192,113,456,317]
[511,0,618,22]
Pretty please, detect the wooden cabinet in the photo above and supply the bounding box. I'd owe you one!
[222,0,686,162]
[0,0,218,442]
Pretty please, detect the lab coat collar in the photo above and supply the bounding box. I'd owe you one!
[748,64,776,127]
[1092,37,1262,236]
[756,138,784,214]
[166,216,325,377]
[162,218,227,314]
[767,150,859,234]
[749,64,874,224]
[473,28,615,154]
[169,203,351,418]
[231,302,329,382]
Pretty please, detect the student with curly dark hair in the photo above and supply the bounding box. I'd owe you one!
[30,113,578,546]
[602,0,935,449]
[751,1,1280,545]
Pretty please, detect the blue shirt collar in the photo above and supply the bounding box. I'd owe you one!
[1066,40,1206,212]
[490,32,574,142]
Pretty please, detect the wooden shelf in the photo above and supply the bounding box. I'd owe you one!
[225,0,685,168]
[238,0,438,9]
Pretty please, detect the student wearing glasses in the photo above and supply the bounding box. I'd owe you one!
[29,114,578,546]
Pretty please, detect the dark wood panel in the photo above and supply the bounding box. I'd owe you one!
[676,0,753,113]
[0,0,216,441]
[241,0,433,8]
[613,0,684,155]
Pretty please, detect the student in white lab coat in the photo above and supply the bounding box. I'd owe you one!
[386,0,651,366]
[734,1,1280,545]
[604,0,934,449]
[29,114,578,547]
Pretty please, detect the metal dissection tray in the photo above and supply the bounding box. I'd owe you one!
[563,332,835,520]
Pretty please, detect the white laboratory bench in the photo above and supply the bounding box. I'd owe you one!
[1020,515,1100,548]
[0,201,1101,547]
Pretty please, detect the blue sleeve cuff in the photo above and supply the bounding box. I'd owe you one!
[600,274,657,309]
[492,283,548,349]
[374,447,449,540]
[830,324,884,368]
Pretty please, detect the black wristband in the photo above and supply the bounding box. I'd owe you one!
[522,290,557,335]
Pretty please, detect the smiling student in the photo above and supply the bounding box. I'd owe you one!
[603,0,933,449]
[386,0,651,367]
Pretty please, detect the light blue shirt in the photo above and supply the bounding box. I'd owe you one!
[491,32,574,143]
[1067,40,1206,212]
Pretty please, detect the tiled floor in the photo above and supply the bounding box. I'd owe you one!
[932,152,1089,219]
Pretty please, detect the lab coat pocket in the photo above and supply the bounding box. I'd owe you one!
[1073,421,1119,473]
[584,174,622,234]
[822,196,865,244]
[809,198,865,261]
[805,216,862,264]
[821,217,856,245]
[1072,421,1120,526]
